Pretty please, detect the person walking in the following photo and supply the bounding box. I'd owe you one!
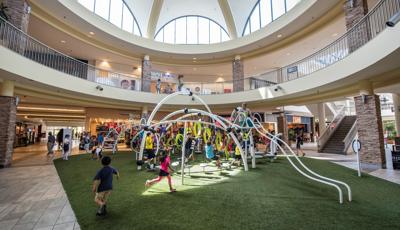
[156,78,161,94]
[47,132,56,157]
[296,132,305,157]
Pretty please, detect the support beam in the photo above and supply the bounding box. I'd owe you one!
[392,94,400,135]
[1,80,15,97]
[146,0,164,39]
[218,0,237,39]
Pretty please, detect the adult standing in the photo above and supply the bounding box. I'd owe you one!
[56,129,63,150]
[47,132,56,156]
[98,133,104,147]
[296,132,305,157]
[84,133,91,153]
[156,78,161,94]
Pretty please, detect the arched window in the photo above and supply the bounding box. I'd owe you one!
[243,0,301,36]
[155,16,230,44]
[78,0,142,36]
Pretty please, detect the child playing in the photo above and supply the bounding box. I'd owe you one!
[145,150,176,193]
[92,144,103,160]
[144,132,156,170]
[92,156,119,216]
[205,142,221,168]
[234,144,242,167]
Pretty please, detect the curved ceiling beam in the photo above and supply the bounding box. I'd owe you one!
[146,0,164,39]
[218,0,238,39]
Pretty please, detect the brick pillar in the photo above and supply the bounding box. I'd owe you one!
[141,55,151,92]
[141,105,148,121]
[392,94,400,135]
[343,0,370,52]
[277,113,288,143]
[0,97,16,168]
[354,95,386,169]
[232,55,244,92]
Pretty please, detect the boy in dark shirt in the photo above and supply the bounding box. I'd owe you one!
[92,156,119,216]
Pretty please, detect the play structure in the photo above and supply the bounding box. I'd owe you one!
[105,91,352,204]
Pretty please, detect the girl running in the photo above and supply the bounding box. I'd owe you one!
[145,150,176,193]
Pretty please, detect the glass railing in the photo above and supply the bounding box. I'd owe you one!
[0,0,398,95]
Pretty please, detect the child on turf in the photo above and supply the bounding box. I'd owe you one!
[234,144,242,166]
[145,150,176,193]
[205,142,221,168]
[92,156,119,216]
[92,144,103,160]
[144,132,156,170]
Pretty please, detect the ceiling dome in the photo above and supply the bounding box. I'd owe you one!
[77,0,301,44]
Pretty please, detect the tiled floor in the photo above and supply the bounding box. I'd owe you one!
[0,143,80,230]
[1,142,399,230]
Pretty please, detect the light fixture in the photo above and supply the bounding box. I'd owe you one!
[277,34,282,38]
[60,40,66,43]
[286,52,291,56]
[89,31,95,35]
[17,107,85,112]
[166,72,170,76]
[96,85,104,91]
[193,68,197,71]
[332,33,338,37]
[192,57,197,60]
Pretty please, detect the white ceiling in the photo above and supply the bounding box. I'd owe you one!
[156,0,227,32]
[227,0,258,36]
[124,0,154,36]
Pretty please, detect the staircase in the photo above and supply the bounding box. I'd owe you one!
[321,116,357,154]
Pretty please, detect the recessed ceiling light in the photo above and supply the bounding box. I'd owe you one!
[60,40,66,43]
[193,68,197,71]
[192,57,197,60]
[286,52,291,56]
[332,33,338,37]
[89,31,95,35]
[277,34,282,38]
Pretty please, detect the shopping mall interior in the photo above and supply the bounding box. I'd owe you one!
[0,0,400,229]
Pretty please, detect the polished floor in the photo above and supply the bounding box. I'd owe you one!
[0,142,399,230]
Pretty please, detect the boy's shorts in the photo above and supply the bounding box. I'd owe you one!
[95,190,111,202]
[145,149,155,159]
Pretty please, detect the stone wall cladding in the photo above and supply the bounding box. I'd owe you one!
[277,115,288,143]
[232,59,244,92]
[0,97,16,167]
[343,0,370,52]
[141,59,151,92]
[354,95,386,168]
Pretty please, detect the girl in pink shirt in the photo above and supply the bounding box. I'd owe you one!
[145,149,176,192]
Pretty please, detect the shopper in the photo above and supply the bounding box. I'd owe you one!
[62,134,71,160]
[47,132,56,157]
[156,78,161,94]
[56,129,63,150]
[98,133,104,146]
[84,133,91,153]
[296,132,305,157]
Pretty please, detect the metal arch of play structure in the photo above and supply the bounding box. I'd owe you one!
[137,91,214,170]
[136,92,352,203]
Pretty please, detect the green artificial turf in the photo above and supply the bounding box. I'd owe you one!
[54,152,400,230]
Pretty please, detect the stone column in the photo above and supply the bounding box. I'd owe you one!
[232,55,244,92]
[3,0,31,54]
[142,105,148,121]
[0,80,16,168]
[141,55,151,92]
[343,0,370,52]
[392,94,400,135]
[3,0,30,32]
[317,102,326,136]
[277,113,288,143]
[354,94,386,169]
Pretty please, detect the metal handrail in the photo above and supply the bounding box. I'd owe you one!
[0,0,398,94]
[343,119,358,153]
[317,105,346,151]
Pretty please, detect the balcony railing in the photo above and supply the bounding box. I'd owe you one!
[0,0,398,95]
